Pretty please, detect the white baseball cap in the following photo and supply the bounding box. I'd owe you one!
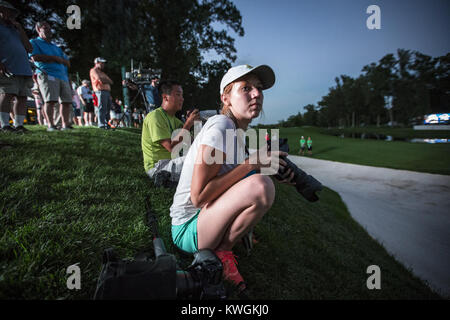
[94,57,107,63]
[220,64,275,94]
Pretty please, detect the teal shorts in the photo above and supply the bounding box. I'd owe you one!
[172,209,200,253]
[171,171,256,253]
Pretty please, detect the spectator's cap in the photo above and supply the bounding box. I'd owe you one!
[0,1,18,13]
[82,79,90,84]
[94,57,107,63]
[220,64,275,94]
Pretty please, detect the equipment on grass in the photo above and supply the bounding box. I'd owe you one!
[93,197,226,300]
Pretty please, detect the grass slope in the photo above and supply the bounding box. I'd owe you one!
[0,126,442,299]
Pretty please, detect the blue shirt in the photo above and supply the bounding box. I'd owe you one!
[29,37,68,82]
[143,84,161,106]
[0,23,32,76]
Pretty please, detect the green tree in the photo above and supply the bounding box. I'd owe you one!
[302,104,318,126]
[16,0,244,109]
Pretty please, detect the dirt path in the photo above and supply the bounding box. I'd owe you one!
[287,155,450,297]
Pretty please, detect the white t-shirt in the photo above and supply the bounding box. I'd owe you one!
[77,85,93,101]
[170,115,247,225]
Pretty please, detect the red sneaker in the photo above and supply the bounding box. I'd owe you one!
[215,250,246,290]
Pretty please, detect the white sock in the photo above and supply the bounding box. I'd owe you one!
[14,115,26,127]
[0,112,11,127]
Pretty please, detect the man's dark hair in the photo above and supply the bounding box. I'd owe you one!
[158,80,181,97]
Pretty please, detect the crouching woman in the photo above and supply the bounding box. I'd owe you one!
[169,65,294,292]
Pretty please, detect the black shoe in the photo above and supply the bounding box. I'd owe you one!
[1,125,16,133]
[14,125,29,133]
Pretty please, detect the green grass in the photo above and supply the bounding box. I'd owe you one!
[0,125,442,299]
[274,127,450,175]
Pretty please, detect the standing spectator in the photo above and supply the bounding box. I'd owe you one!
[71,86,82,126]
[138,108,144,128]
[299,135,306,155]
[0,1,33,133]
[108,98,122,128]
[92,91,99,124]
[265,131,270,146]
[143,76,161,112]
[132,108,139,128]
[29,21,72,131]
[124,75,161,113]
[90,57,113,129]
[77,79,94,126]
[307,136,313,155]
[123,104,131,127]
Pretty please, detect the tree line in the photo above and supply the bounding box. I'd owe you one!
[279,49,449,128]
[14,0,244,110]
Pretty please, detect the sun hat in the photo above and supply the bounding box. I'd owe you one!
[220,64,275,94]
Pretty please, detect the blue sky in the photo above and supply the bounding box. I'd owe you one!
[222,0,450,125]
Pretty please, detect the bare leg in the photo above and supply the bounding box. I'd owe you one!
[197,174,275,251]
[13,96,27,117]
[60,102,72,128]
[0,93,15,128]
[43,101,57,128]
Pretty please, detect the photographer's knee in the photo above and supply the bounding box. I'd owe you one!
[248,175,275,210]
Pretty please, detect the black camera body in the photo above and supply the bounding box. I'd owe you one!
[269,138,323,202]
[125,68,158,85]
[93,247,226,300]
[176,249,227,299]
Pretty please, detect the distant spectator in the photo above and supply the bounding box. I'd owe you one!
[124,75,161,113]
[132,107,139,128]
[71,86,82,126]
[0,1,33,133]
[109,98,122,128]
[30,21,72,131]
[77,79,94,126]
[90,57,113,129]
[299,135,306,155]
[123,104,131,127]
[307,136,312,155]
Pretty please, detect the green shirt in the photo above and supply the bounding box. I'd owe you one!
[141,107,183,171]
[300,138,306,147]
[307,139,312,147]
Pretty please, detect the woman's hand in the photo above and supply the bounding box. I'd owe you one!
[277,158,297,185]
[247,146,287,171]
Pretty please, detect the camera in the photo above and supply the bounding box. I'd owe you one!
[125,67,160,85]
[269,138,323,202]
[93,198,226,300]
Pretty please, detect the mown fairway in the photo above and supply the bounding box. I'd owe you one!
[269,126,450,175]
